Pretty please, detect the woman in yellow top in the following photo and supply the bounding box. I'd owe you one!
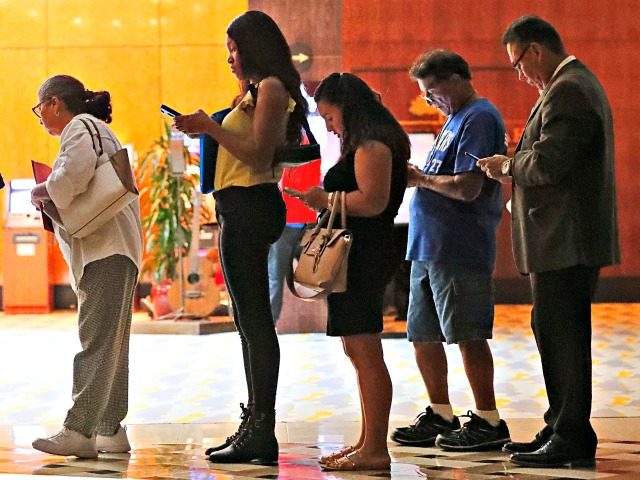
[174,11,307,465]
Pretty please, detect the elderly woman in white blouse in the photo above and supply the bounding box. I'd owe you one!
[30,75,142,459]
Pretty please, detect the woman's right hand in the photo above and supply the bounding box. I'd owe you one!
[174,109,215,137]
[294,186,328,212]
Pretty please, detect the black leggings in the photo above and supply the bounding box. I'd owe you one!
[214,184,286,414]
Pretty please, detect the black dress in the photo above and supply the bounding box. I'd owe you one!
[322,139,407,336]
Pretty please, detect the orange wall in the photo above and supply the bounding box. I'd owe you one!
[342,0,639,278]
[0,0,247,285]
[3,1,637,287]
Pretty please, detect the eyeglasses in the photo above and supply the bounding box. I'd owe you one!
[419,91,436,106]
[511,44,531,70]
[32,97,51,118]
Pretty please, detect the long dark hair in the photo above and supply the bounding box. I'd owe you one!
[314,73,410,160]
[227,10,307,145]
[38,75,113,123]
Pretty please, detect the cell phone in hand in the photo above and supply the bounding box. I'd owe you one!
[160,104,181,118]
[283,187,302,197]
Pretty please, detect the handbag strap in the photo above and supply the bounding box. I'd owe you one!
[286,268,333,301]
[77,118,104,157]
[325,193,339,236]
[339,191,347,229]
[304,191,345,240]
[301,115,318,145]
[327,191,347,231]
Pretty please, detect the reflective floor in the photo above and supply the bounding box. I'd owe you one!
[1,419,639,479]
[0,304,638,479]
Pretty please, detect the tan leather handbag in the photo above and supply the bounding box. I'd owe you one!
[287,191,352,301]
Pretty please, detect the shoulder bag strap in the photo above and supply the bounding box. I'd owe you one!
[77,118,104,157]
[301,116,318,145]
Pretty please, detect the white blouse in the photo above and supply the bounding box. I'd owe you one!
[46,113,143,290]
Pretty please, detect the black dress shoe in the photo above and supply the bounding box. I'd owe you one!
[510,438,595,468]
[502,426,553,454]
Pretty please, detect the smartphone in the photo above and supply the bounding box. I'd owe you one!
[283,187,302,197]
[160,104,181,118]
[464,151,480,161]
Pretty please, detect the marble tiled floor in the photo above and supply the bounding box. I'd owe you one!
[0,419,639,479]
[0,303,638,479]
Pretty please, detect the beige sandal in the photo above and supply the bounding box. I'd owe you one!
[318,445,356,465]
[322,451,391,471]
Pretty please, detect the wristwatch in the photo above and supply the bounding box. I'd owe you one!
[501,158,512,176]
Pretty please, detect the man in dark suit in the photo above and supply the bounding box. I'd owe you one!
[477,15,620,468]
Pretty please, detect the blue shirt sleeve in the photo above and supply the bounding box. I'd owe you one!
[454,109,505,174]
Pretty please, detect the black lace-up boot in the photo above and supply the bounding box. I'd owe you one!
[208,411,278,465]
[205,403,252,456]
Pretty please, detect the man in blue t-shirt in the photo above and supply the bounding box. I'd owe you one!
[391,49,510,452]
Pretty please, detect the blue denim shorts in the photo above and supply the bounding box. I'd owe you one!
[407,261,495,344]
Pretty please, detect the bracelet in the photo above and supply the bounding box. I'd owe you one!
[327,191,335,209]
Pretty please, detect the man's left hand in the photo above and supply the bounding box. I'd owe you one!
[477,155,512,183]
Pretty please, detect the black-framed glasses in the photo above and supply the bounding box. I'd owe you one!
[511,44,531,69]
[32,97,51,118]
[420,91,435,105]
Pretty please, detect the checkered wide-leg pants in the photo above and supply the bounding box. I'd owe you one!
[63,254,138,437]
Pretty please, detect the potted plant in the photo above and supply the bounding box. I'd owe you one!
[135,121,213,317]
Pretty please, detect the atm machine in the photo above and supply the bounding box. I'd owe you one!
[2,179,54,313]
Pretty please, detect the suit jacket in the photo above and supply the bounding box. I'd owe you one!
[511,60,620,274]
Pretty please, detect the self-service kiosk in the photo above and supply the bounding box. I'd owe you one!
[2,179,54,313]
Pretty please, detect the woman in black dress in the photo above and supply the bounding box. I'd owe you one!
[292,73,409,471]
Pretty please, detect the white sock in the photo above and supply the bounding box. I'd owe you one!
[475,409,501,427]
[431,403,454,422]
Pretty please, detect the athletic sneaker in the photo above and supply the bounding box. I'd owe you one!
[97,425,131,453]
[435,410,511,451]
[32,428,98,458]
[391,406,461,446]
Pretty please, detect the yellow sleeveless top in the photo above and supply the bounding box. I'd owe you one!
[214,88,296,191]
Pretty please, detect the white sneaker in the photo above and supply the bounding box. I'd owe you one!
[96,425,131,453]
[32,428,98,458]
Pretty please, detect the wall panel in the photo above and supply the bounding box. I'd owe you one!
[0,0,47,48]
[343,0,639,279]
[48,0,160,47]
[161,1,246,46]
[249,0,342,83]
[160,46,239,114]
[0,0,247,288]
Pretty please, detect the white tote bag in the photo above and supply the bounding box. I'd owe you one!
[43,118,138,238]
